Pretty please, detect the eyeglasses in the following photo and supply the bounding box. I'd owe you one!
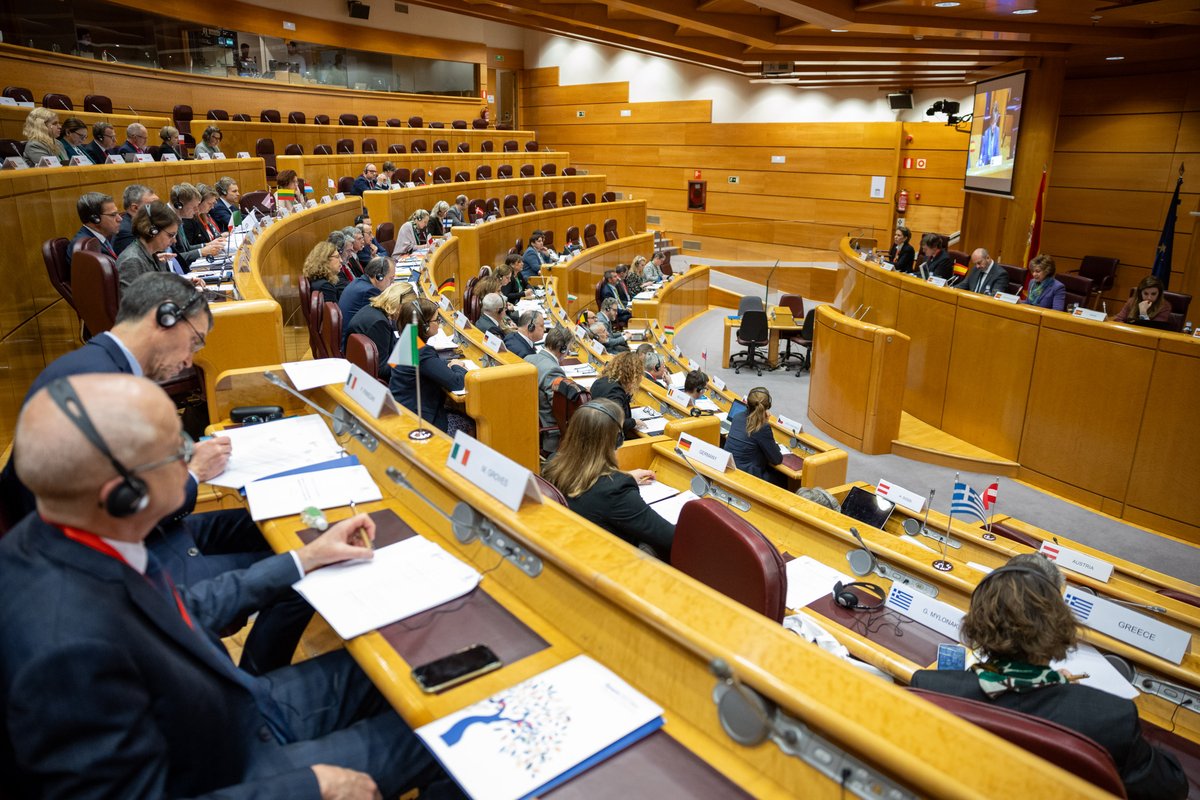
[181,315,207,352]
[100,211,121,219]
[129,431,195,475]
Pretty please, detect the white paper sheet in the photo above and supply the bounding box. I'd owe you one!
[630,406,661,421]
[637,416,668,436]
[206,415,344,489]
[244,465,382,521]
[1051,642,1139,700]
[637,480,680,505]
[292,535,481,640]
[425,330,459,350]
[668,371,686,388]
[562,363,597,378]
[648,490,700,524]
[283,358,352,391]
[784,555,854,610]
[694,397,720,412]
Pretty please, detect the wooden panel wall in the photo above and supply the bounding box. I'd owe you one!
[897,123,968,241]
[521,66,966,264]
[1043,70,1200,309]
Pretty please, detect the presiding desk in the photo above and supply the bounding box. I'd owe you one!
[835,239,1200,544]
[206,368,1106,798]
[719,307,803,369]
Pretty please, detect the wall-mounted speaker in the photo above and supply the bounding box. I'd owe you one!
[347,1,371,19]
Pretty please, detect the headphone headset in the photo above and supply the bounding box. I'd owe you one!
[46,378,150,518]
[749,387,772,409]
[526,313,539,333]
[977,563,1061,594]
[172,200,184,210]
[833,581,886,611]
[411,300,430,340]
[156,292,202,329]
[581,401,624,448]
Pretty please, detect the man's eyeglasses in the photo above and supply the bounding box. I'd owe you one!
[129,431,194,475]
[181,315,207,352]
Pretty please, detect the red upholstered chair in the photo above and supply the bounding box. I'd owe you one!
[534,475,567,506]
[43,93,73,110]
[362,115,379,126]
[452,119,468,130]
[496,164,513,179]
[2,86,32,103]
[541,163,556,177]
[42,238,75,309]
[581,192,596,205]
[503,195,519,216]
[387,143,406,154]
[672,499,788,621]
[410,168,426,186]
[408,115,424,128]
[288,111,306,124]
[457,142,470,153]
[1000,263,1027,295]
[260,109,281,122]
[173,104,194,136]
[1071,255,1119,293]
[432,166,451,184]
[475,165,492,181]
[551,389,592,442]
[411,139,427,154]
[466,290,483,323]
[1165,292,1192,332]
[346,333,381,381]
[433,139,449,153]
[561,191,576,207]
[386,118,402,127]
[308,292,327,358]
[362,138,378,154]
[542,191,557,210]
[908,689,1127,798]
[472,118,488,129]
[255,138,276,178]
[454,170,470,183]
[525,140,539,152]
[392,168,410,185]
[376,222,395,252]
[519,163,535,178]
[480,140,494,152]
[314,114,330,125]
[339,113,358,126]
[603,218,618,242]
[593,278,607,310]
[72,251,120,337]
[335,138,353,154]
[84,94,112,114]
[337,176,355,195]
[502,140,518,152]
[562,166,577,176]
[601,191,617,203]
[583,223,599,248]
[1057,273,1094,310]
[207,109,229,120]
[298,276,313,326]
[522,193,537,213]
[467,199,486,220]
[239,191,273,216]
[285,143,303,155]
[660,253,674,276]
[313,144,332,155]
[485,198,501,216]
[430,121,445,129]
[565,225,580,249]
[542,231,554,250]
[232,113,251,122]
[512,238,523,255]
[320,302,344,359]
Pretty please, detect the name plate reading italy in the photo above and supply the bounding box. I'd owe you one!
[885,585,964,640]
[677,432,731,472]
[876,479,925,513]
[344,364,400,418]
[446,431,543,512]
[993,292,1021,304]
[1039,541,1114,583]
[1064,588,1189,664]
[1072,308,1107,322]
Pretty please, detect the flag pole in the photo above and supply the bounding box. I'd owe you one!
[983,475,1000,540]
[933,474,956,572]
[408,304,434,442]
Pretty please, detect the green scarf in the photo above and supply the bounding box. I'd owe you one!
[1028,279,1046,304]
[972,659,1068,698]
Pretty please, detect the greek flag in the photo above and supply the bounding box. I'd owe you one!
[951,481,987,523]
[890,587,914,612]
[1065,592,1094,622]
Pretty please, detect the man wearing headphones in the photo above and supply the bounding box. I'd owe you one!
[475,293,509,338]
[67,190,121,268]
[338,256,394,346]
[112,183,159,255]
[210,176,241,230]
[0,273,311,676]
[350,163,378,197]
[526,326,572,453]
[503,310,544,358]
[0,373,446,799]
[643,351,668,389]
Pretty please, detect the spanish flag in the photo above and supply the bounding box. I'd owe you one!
[437,277,456,294]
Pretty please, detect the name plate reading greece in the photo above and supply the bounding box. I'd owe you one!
[446,431,543,512]
[1064,587,1190,664]
[1039,541,1114,583]
[344,364,400,418]
[676,432,731,472]
[885,585,964,640]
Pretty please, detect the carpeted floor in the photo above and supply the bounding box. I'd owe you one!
[670,265,1200,584]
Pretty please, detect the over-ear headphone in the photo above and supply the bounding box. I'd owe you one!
[411,300,429,340]
[582,401,624,448]
[149,225,160,236]
[46,378,149,518]
[833,581,886,611]
[156,292,201,329]
[526,314,538,333]
[750,387,772,409]
[977,564,1061,593]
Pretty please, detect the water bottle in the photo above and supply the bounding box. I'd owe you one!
[1185,320,1194,335]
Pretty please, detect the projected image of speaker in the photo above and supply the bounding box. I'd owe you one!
[347,0,371,18]
[887,91,914,110]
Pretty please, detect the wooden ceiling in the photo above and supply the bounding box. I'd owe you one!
[407,0,1200,87]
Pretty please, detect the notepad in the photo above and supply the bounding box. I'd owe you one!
[784,556,854,611]
[283,358,352,390]
[648,490,700,524]
[208,416,344,490]
[637,480,680,505]
[638,416,668,436]
[563,363,597,378]
[245,464,382,521]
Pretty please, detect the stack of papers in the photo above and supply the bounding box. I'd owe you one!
[668,372,687,388]
[283,358,351,390]
[694,397,720,413]
[634,290,657,300]
[638,417,668,436]
[207,416,345,490]
[244,464,382,521]
[426,330,459,350]
[647,490,700,524]
[563,363,597,378]
[783,556,852,610]
[417,656,663,800]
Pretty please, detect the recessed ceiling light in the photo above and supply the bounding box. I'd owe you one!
[934,2,960,7]
[1106,55,1125,60]
[1012,7,1038,13]
[831,28,849,32]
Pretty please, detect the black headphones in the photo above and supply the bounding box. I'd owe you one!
[689,407,715,417]
[833,581,886,611]
[46,378,149,518]
[582,400,624,448]
[977,563,1060,593]
[526,313,539,333]
[411,300,429,340]
[156,292,201,329]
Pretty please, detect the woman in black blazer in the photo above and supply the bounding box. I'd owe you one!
[543,398,674,559]
[588,351,642,439]
[387,298,467,432]
[724,387,785,487]
[888,226,916,274]
[344,283,415,381]
[304,241,344,304]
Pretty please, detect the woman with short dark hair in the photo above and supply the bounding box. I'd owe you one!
[1020,254,1065,311]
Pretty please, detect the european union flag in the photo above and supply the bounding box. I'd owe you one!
[1151,170,1184,290]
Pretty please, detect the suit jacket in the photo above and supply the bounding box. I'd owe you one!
[889,242,916,274]
[910,670,1186,800]
[0,515,317,799]
[503,330,537,359]
[1023,278,1066,311]
[925,250,955,280]
[81,140,110,165]
[599,281,627,309]
[67,225,116,270]
[22,139,65,167]
[310,278,343,307]
[475,313,503,338]
[520,245,546,279]
[337,274,380,326]
[525,349,565,428]
[60,137,93,164]
[344,305,396,381]
[964,263,1009,296]
[117,241,170,288]
[115,141,146,157]
[388,345,466,431]
[210,198,237,231]
[350,175,373,197]
[565,472,675,558]
[112,212,136,255]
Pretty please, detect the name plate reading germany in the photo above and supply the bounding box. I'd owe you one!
[1072,308,1107,322]
[677,432,731,472]
[446,431,542,512]
[993,292,1021,304]
[1064,588,1190,664]
[885,585,964,640]
[1040,541,1114,583]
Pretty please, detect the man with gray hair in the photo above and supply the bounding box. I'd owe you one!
[963,247,1008,295]
[504,310,544,358]
[113,183,159,254]
[599,298,629,352]
[589,320,624,355]
[116,122,149,158]
[476,292,508,337]
[643,350,668,388]
[526,325,573,452]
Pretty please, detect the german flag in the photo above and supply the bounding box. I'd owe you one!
[437,277,456,294]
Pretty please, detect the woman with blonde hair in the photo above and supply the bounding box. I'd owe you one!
[303,241,343,304]
[158,125,183,160]
[625,256,646,296]
[393,209,430,255]
[544,398,673,557]
[428,200,451,236]
[725,387,785,486]
[343,282,416,381]
[589,351,643,438]
[22,107,68,167]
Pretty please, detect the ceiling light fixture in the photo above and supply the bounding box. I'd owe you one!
[934,2,960,7]
[1106,55,1125,60]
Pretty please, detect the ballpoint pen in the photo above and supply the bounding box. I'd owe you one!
[349,500,372,550]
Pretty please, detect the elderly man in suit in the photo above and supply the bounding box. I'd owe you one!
[0,372,446,799]
[962,248,1009,296]
[503,310,543,358]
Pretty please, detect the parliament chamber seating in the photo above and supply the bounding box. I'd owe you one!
[408,115,423,128]
[345,333,379,380]
[41,238,74,311]
[391,168,410,184]
[452,119,467,129]
[386,118,401,127]
[3,86,32,102]
[583,223,598,247]
[522,192,536,213]
[778,294,808,370]
[525,140,538,151]
[1058,272,1094,309]
[543,191,556,209]
[232,113,251,122]
[601,191,617,203]
[542,230,554,250]
[503,195,518,216]
[410,168,426,185]
[519,163,534,177]
[172,104,193,136]
[362,138,377,154]
[1000,263,1027,294]
[480,140,494,152]
[454,170,469,182]
[255,139,277,178]
[432,166,451,184]
[562,191,576,207]
[582,192,596,204]
[502,139,518,152]
[72,251,119,337]
[336,138,353,154]
[541,163,556,177]
[362,115,378,126]
[314,144,332,154]
[83,94,112,114]
[429,121,444,128]
[0,138,24,157]
[411,139,427,153]
[314,114,330,125]
[308,292,327,358]
[1072,254,1120,293]
[240,191,273,216]
[339,113,358,126]
[456,142,470,153]
[42,92,71,110]
[336,176,353,195]
[497,164,512,179]
[288,111,306,124]
[261,109,281,123]
[433,139,448,153]
[207,109,229,120]
[285,143,303,155]
[388,143,406,154]
[376,222,395,252]
[320,302,344,359]
[603,218,618,242]
[472,118,487,129]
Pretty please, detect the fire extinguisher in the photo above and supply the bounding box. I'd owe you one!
[896,189,908,213]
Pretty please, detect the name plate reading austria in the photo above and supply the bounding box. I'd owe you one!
[1064,587,1190,664]
[876,479,924,513]
[885,585,964,640]
[446,431,542,512]
[1039,541,1114,583]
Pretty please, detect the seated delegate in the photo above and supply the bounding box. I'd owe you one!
[21,107,68,167]
[544,398,675,559]
[911,553,1186,800]
[918,232,954,280]
[590,351,642,439]
[724,387,785,487]
[58,116,92,164]
[388,298,468,432]
[393,210,430,255]
[1112,275,1171,324]
[303,241,345,304]
[344,282,415,382]
[115,201,194,289]
[339,256,394,326]
[194,125,224,159]
[888,226,916,274]
[962,248,1008,296]
[1019,254,1066,312]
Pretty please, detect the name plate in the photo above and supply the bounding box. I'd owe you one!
[687,358,699,371]
[777,415,803,435]
[1064,588,1190,664]
[446,431,542,512]
[1072,308,1107,322]
[886,585,964,641]
[993,292,1021,304]
[69,155,90,166]
[106,154,125,164]
[928,276,948,287]
[483,331,504,352]
[320,196,332,204]
[212,152,226,159]
[306,199,318,209]
[677,432,731,472]
[344,364,400,418]
[672,346,682,358]
[236,151,251,159]
[712,376,726,391]
[38,157,62,168]
[160,153,177,161]
[0,97,14,106]
[575,324,589,340]
[280,206,292,217]
[668,387,692,406]
[335,192,346,201]
[134,153,154,163]
[879,262,894,271]
[1040,541,1113,582]
[438,295,451,310]
[455,311,470,329]
[659,334,668,345]
[195,152,211,160]
[876,479,924,512]
[587,339,603,356]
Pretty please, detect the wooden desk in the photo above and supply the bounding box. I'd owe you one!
[0,105,170,142]
[631,263,710,331]
[361,174,606,226]
[719,306,801,369]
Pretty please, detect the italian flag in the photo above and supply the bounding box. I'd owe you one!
[388,324,420,368]
[450,441,471,466]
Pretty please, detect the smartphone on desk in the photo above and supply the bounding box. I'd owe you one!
[936,644,967,671]
[412,644,502,694]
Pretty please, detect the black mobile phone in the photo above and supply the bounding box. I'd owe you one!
[411,644,502,694]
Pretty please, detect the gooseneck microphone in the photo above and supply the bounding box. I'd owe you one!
[673,447,751,512]
[846,526,879,577]
[1107,597,1167,615]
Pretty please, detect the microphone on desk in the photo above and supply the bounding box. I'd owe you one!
[261,370,377,450]
[1107,596,1168,615]
[673,447,751,512]
[846,526,879,577]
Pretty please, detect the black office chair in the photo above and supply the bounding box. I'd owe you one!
[730,310,770,376]
[792,308,817,375]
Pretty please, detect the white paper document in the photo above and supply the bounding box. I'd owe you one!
[637,416,668,436]
[426,329,459,350]
[1051,642,1139,700]
[417,655,663,800]
[630,406,661,422]
[293,535,481,639]
[244,465,382,521]
[637,480,680,505]
[668,371,687,388]
[634,290,656,300]
[694,397,720,413]
[648,490,700,524]
[562,363,597,378]
[283,358,352,390]
[784,556,853,610]
[207,415,344,489]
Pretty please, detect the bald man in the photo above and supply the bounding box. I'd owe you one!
[350,163,378,196]
[0,374,443,799]
[962,248,1009,296]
